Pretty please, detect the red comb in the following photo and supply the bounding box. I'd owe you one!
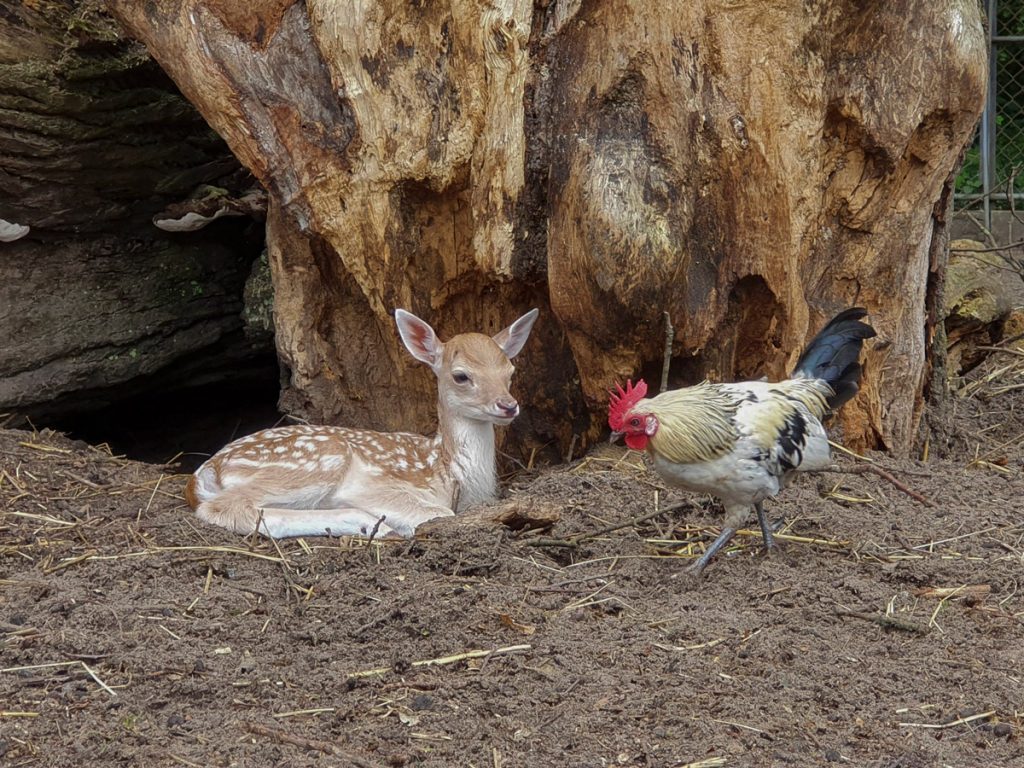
[608,379,648,430]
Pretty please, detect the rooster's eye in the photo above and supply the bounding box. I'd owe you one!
[629,417,641,427]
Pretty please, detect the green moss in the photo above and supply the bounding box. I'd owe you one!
[242,250,275,338]
[56,47,151,82]
[955,291,999,323]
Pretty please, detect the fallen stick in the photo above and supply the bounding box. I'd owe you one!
[830,464,935,507]
[90,545,291,565]
[526,504,687,548]
[913,584,991,600]
[272,707,336,719]
[42,550,98,574]
[898,710,997,730]
[346,644,531,680]
[835,609,929,635]
[244,722,385,767]
[365,514,387,547]
[0,660,117,696]
[417,500,560,535]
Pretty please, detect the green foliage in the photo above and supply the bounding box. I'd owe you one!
[955,3,1024,206]
[957,142,982,198]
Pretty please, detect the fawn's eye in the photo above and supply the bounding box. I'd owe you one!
[453,372,471,384]
[629,417,641,427]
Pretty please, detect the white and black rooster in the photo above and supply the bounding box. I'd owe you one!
[609,308,876,575]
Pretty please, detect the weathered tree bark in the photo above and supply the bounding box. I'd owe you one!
[107,0,987,457]
[0,1,269,419]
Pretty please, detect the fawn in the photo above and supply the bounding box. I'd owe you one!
[185,308,540,538]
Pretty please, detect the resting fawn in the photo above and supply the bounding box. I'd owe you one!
[185,308,540,538]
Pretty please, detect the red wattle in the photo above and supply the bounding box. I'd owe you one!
[624,434,649,451]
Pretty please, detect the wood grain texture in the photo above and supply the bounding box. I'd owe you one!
[544,0,986,452]
[107,0,987,456]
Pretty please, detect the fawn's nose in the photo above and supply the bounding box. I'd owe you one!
[496,397,519,418]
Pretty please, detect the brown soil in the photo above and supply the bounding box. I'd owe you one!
[2,384,1023,767]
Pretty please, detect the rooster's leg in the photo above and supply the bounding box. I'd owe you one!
[755,501,775,551]
[686,526,737,576]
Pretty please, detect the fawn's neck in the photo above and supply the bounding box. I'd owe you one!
[437,401,497,511]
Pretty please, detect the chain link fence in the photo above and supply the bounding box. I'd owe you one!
[955,0,1024,235]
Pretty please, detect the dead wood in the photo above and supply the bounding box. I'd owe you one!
[829,464,936,507]
[835,609,930,635]
[243,722,385,767]
[416,499,561,536]
[105,0,987,459]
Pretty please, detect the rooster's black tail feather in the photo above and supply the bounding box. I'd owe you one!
[792,308,876,410]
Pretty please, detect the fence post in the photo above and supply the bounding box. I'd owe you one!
[980,0,998,232]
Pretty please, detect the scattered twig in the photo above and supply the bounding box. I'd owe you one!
[42,550,98,574]
[365,514,387,548]
[653,638,725,652]
[993,331,1024,348]
[18,441,72,454]
[827,440,876,464]
[526,504,685,548]
[898,710,997,730]
[958,208,998,248]
[0,660,117,696]
[349,597,415,639]
[950,240,1024,254]
[709,717,770,737]
[829,464,935,507]
[975,345,1024,359]
[143,475,163,516]
[565,434,578,464]
[244,722,385,767]
[273,707,336,719]
[346,644,531,680]
[834,609,929,635]
[89,545,292,565]
[910,527,998,552]
[650,528,852,552]
[264,531,312,602]
[7,511,75,527]
[1007,164,1024,230]
[61,470,106,490]
[914,584,991,600]
[526,575,610,593]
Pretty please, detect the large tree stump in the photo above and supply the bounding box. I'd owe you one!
[107,0,987,457]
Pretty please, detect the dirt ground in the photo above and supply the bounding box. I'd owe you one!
[2,377,1023,767]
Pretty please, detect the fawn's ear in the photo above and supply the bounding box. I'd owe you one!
[493,308,539,359]
[395,309,443,371]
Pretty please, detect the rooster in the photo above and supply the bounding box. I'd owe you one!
[608,308,875,575]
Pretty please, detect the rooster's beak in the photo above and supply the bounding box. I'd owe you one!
[609,430,623,444]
